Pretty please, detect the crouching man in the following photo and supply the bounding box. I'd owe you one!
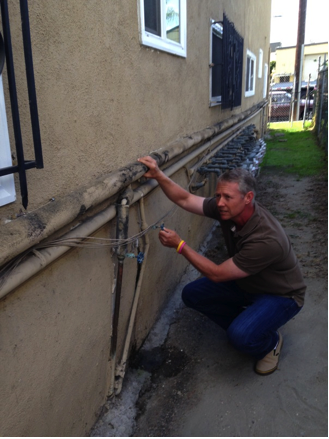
[138,156,306,375]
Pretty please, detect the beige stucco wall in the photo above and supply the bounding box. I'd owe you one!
[0,230,113,436]
[0,0,271,435]
[1,0,270,219]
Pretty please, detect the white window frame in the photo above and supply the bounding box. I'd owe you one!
[209,20,223,106]
[258,49,263,78]
[245,49,256,97]
[0,74,16,207]
[263,63,268,99]
[139,0,186,57]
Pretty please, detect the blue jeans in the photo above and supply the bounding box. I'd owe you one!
[182,278,302,359]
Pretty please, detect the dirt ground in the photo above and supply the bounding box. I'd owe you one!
[91,165,328,437]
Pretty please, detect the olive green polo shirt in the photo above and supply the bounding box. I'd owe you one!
[203,198,306,306]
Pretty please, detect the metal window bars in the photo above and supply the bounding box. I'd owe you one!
[0,0,43,209]
[221,13,244,110]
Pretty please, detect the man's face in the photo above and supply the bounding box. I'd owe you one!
[215,181,251,222]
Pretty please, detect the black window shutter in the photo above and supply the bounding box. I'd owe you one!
[221,14,244,110]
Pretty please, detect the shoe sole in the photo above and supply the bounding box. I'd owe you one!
[254,364,278,375]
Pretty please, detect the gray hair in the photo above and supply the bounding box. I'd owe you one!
[217,168,257,198]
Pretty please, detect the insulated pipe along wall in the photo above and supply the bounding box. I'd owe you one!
[0,104,266,299]
[0,102,267,268]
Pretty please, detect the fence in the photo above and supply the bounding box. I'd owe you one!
[313,67,328,151]
[269,75,314,123]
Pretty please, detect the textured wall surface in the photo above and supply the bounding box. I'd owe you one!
[1,0,270,218]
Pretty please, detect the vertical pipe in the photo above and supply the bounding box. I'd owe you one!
[111,198,130,358]
[317,69,325,137]
[302,73,310,127]
[290,74,296,126]
[114,197,150,395]
[293,0,307,120]
[296,44,304,119]
[314,56,321,133]
[111,262,124,358]
[109,188,133,394]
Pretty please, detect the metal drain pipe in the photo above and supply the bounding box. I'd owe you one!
[114,197,150,395]
[109,187,134,393]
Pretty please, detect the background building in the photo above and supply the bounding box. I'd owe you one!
[271,41,328,83]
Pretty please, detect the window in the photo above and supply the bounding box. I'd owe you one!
[279,75,290,83]
[0,1,43,209]
[0,74,16,206]
[209,21,223,106]
[245,49,256,97]
[139,0,186,57]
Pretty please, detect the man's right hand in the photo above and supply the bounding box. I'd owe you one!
[138,156,162,179]
[138,155,205,216]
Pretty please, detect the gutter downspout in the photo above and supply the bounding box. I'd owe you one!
[0,102,267,300]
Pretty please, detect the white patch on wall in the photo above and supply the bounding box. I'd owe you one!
[0,74,16,206]
[263,63,268,99]
[258,49,263,78]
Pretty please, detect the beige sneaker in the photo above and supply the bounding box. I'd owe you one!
[255,332,283,375]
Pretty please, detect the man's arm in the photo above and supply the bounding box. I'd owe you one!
[159,228,249,282]
[138,156,205,215]
[182,246,248,282]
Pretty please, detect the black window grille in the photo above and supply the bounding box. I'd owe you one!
[0,0,43,209]
[221,13,244,110]
[280,75,290,83]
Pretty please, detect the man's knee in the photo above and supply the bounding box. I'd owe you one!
[226,323,252,353]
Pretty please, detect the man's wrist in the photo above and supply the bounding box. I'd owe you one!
[176,240,186,254]
[153,170,168,182]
